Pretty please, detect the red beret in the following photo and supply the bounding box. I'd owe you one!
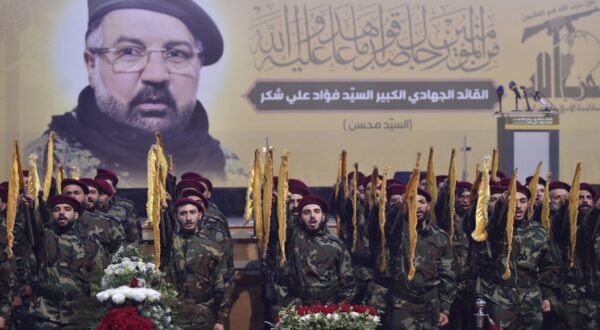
[386,184,406,198]
[360,175,383,189]
[549,181,570,192]
[288,178,309,190]
[180,190,209,209]
[436,175,448,184]
[525,176,547,187]
[289,184,311,196]
[197,177,213,192]
[495,171,507,179]
[455,181,473,192]
[417,188,432,202]
[580,183,597,199]
[94,179,114,195]
[47,195,83,214]
[0,187,7,202]
[176,179,206,195]
[297,194,329,213]
[348,171,365,183]
[387,179,404,186]
[490,185,505,195]
[498,177,512,188]
[79,178,101,192]
[61,178,89,195]
[181,172,203,181]
[95,168,119,186]
[516,184,532,200]
[174,198,205,213]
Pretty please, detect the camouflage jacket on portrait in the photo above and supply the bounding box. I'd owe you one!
[27,223,105,325]
[162,231,230,325]
[388,213,456,314]
[280,222,356,306]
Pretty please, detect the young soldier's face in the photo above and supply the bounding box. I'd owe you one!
[579,190,594,213]
[301,204,324,231]
[549,189,568,211]
[97,192,112,209]
[416,195,429,221]
[514,192,528,221]
[52,204,79,227]
[456,190,471,212]
[488,193,502,214]
[535,184,545,204]
[86,187,99,211]
[63,185,87,207]
[176,204,202,232]
[288,193,303,212]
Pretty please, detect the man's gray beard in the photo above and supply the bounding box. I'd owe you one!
[93,68,195,133]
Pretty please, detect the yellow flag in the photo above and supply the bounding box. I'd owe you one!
[425,147,438,225]
[527,161,542,219]
[252,149,264,251]
[262,148,274,257]
[541,173,552,240]
[155,133,168,205]
[146,145,162,267]
[491,148,499,182]
[469,170,483,207]
[43,131,54,201]
[379,166,389,273]
[6,142,22,258]
[27,154,41,208]
[405,163,420,281]
[472,156,491,241]
[243,161,255,226]
[568,161,582,268]
[448,148,457,242]
[503,169,518,280]
[334,151,344,236]
[367,166,379,210]
[277,150,290,266]
[55,165,65,195]
[351,163,358,252]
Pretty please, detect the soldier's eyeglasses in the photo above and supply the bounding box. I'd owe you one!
[89,45,202,74]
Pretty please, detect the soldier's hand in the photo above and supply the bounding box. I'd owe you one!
[213,323,225,330]
[11,296,22,309]
[595,197,600,210]
[0,316,6,329]
[542,299,551,312]
[24,285,32,297]
[438,312,449,327]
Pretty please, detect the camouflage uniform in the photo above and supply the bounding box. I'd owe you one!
[102,196,141,244]
[278,221,356,308]
[387,214,456,330]
[475,200,557,330]
[0,212,15,319]
[23,221,106,329]
[76,210,125,257]
[199,211,235,313]
[162,231,229,330]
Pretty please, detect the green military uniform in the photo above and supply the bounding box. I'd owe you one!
[77,211,125,257]
[0,212,15,319]
[475,199,557,330]
[162,231,229,330]
[387,213,456,330]
[102,196,141,244]
[278,221,356,308]
[24,221,105,329]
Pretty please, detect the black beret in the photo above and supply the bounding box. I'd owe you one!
[88,0,223,66]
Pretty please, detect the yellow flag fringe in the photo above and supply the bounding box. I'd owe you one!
[472,156,491,241]
[43,131,55,201]
[527,161,543,219]
[568,162,582,268]
[262,149,274,257]
[378,167,389,273]
[277,150,290,266]
[503,170,518,280]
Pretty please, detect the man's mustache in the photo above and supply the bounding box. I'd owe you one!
[129,85,176,109]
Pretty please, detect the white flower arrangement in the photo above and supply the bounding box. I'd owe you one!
[96,286,161,304]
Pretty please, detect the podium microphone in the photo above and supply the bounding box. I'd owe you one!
[509,81,521,111]
[534,91,552,111]
[496,85,504,113]
[520,86,532,111]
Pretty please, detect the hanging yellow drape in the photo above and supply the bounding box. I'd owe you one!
[448,148,457,242]
[6,142,22,258]
[541,173,552,241]
[405,161,420,281]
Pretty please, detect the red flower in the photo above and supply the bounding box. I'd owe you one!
[97,306,154,330]
[338,304,351,312]
[130,277,139,288]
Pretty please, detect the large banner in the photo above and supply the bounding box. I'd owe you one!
[1,0,599,187]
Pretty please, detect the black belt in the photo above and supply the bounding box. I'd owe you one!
[391,287,437,304]
[287,286,338,302]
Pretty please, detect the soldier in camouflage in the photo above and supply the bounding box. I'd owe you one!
[21,195,106,329]
[0,187,13,328]
[387,188,456,329]
[579,195,600,329]
[61,179,125,257]
[161,198,229,330]
[95,168,141,243]
[475,184,556,329]
[277,194,356,309]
